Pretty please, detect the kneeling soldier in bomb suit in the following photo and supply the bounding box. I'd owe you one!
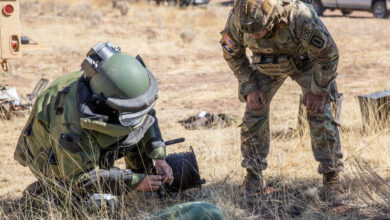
[14,42,175,205]
[220,0,344,204]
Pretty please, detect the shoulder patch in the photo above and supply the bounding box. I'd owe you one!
[310,35,325,48]
[221,32,237,53]
[301,23,313,43]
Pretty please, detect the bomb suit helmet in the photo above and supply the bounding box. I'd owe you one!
[234,0,284,34]
[81,41,158,127]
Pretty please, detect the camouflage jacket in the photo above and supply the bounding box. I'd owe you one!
[221,0,339,101]
[14,71,166,188]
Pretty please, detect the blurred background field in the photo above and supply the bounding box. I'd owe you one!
[0,0,390,219]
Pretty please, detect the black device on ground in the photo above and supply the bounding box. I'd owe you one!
[158,146,205,198]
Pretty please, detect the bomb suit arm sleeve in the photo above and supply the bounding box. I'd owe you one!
[144,109,166,160]
[54,131,146,194]
[220,10,259,102]
[81,167,145,195]
[80,111,166,194]
[294,5,339,99]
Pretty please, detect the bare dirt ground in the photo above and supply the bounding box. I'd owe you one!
[1,0,390,219]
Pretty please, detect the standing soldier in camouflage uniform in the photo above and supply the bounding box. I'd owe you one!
[220,0,344,204]
[14,42,174,202]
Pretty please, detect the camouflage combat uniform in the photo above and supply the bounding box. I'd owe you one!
[220,0,343,174]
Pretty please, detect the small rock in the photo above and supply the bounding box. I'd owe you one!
[115,1,129,16]
[180,28,195,43]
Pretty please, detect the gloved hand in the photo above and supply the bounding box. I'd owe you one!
[135,175,163,192]
[303,91,326,113]
[246,90,266,110]
[155,159,174,185]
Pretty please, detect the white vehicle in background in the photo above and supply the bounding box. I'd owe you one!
[313,0,390,18]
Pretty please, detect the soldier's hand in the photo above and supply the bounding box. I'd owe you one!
[303,91,326,113]
[134,175,163,192]
[246,90,266,110]
[155,159,174,185]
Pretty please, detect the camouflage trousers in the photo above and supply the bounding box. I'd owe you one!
[241,70,343,174]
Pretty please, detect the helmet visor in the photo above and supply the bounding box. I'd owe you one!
[118,101,156,127]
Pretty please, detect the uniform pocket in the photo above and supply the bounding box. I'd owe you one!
[253,55,299,76]
[56,133,86,179]
[59,133,82,153]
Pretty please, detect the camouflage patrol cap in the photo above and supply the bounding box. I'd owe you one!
[234,0,283,34]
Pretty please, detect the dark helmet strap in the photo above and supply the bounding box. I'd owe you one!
[76,75,110,122]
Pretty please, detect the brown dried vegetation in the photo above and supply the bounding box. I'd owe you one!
[0,0,390,219]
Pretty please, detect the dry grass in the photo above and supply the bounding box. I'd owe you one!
[1,0,390,219]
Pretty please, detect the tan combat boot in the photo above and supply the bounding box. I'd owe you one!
[242,169,265,197]
[320,171,346,205]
